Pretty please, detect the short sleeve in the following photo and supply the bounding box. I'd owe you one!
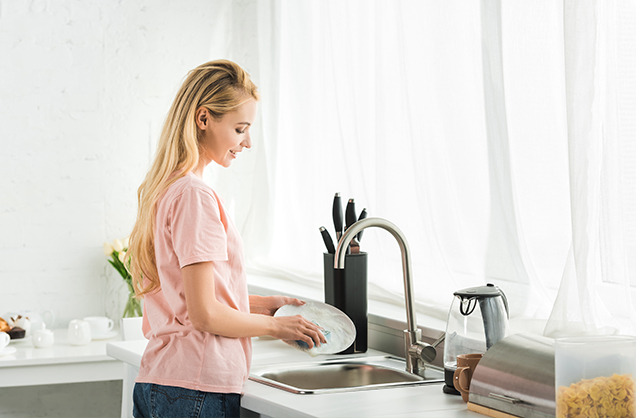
[169,186,228,268]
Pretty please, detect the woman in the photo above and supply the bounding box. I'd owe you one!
[127,60,325,418]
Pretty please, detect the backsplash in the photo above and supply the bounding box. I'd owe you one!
[0,0,229,326]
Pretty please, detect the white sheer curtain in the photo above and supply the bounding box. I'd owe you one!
[206,0,636,335]
[545,0,636,337]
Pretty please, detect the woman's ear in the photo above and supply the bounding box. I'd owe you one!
[195,107,209,130]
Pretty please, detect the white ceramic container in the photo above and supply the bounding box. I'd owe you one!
[32,329,55,348]
[67,320,92,346]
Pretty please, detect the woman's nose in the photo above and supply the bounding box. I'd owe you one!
[241,135,252,149]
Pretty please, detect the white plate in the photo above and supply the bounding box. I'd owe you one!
[0,347,17,356]
[274,301,356,356]
[91,330,118,341]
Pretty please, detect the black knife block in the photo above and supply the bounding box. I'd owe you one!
[323,252,368,354]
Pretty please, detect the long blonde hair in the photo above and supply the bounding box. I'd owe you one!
[127,60,260,297]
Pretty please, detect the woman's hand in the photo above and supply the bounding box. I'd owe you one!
[249,295,325,347]
[249,295,304,316]
[270,314,327,349]
[183,263,323,342]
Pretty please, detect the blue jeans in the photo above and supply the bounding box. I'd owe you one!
[133,383,241,418]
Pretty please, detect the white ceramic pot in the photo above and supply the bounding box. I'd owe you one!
[2,310,56,335]
[32,329,55,348]
[23,310,56,330]
[67,320,91,346]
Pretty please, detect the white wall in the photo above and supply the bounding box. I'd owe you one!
[0,0,230,325]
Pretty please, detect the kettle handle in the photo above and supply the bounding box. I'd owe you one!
[459,298,478,316]
[495,285,509,319]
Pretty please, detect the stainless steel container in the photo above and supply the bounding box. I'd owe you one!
[468,333,555,418]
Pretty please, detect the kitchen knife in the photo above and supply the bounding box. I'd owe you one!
[345,199,360,254]
[332,193,343,241]
[319,226,336,254]
[345,198,357,231]
[357,208,367,242]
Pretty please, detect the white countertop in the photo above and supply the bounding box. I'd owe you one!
[0,328,124,387]
[107,337,481,418]
[0,328,121,366]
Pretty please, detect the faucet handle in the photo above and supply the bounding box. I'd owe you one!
[404,329,437,375]
[409,341,437,364]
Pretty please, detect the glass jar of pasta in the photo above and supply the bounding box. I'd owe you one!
[555,335,636,418]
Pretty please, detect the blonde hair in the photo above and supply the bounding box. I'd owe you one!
[127,60,259,297]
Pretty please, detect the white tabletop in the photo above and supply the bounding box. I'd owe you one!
[0,328,124,388]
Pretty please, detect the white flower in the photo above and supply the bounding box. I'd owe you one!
[123,236,130,249]
[112,239,124,252]
[103,242,114,256]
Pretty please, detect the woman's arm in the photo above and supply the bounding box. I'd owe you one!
[182,261,325,348]
[249,294,305,316]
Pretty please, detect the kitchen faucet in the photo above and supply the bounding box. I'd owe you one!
[334,217,438,376]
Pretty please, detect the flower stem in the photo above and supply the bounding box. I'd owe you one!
[123,292,142,318]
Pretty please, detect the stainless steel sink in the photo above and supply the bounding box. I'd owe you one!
[249,356,444,394]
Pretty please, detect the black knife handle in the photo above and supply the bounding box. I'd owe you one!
[357,208,367,241]
[320,226,336,254]
[345,198,357,231]
[332,193,343,240]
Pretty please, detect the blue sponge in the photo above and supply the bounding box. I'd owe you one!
[296,328,331,349]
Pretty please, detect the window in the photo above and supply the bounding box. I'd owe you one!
[207,0,636,336]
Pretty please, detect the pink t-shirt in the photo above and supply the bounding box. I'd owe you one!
[135,173,251,394]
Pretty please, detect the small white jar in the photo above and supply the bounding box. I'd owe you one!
[67,320,91,346]
[32,329,55,348]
